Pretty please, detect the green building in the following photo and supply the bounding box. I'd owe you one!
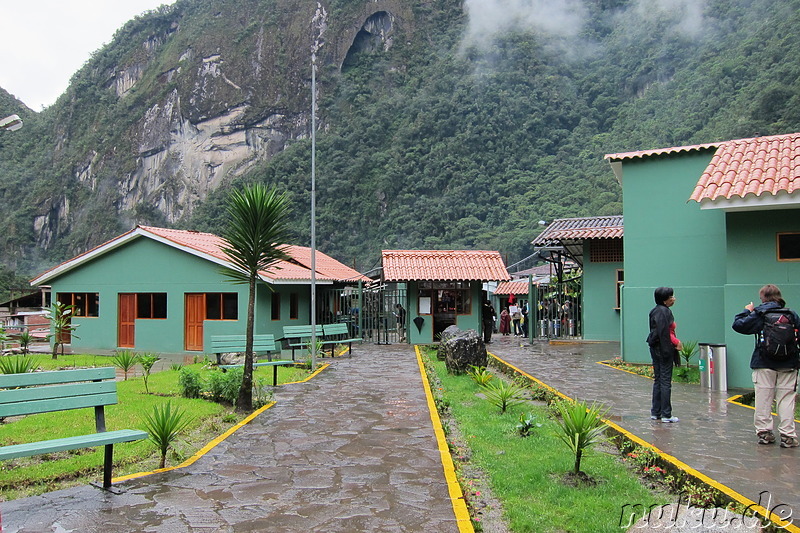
[381,250,510,344]
[606,132,800,388]
[31,225,368,356]
[533,216,624,342]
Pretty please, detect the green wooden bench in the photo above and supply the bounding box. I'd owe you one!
[280,325,325,360]
[0,367,148,492]
[323,323,361,358]
[218,360,298,386]
[210,334,279,364]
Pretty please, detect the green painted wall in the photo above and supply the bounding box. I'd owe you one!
[48,237,311,355]
[723,210,800,388]
[620,152,728,367]
[582,241,622,341]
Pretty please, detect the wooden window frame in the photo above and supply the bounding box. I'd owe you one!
[271,293,281,321]
[205,293,238,321]
[57,292,99,317]
[136,293,168,319]
[777,232,800,261]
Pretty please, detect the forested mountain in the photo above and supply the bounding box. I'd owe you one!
[1,0,800,290]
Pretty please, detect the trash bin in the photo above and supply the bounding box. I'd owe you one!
[709,343,728,391]
[698,343,711,389]
[568,319,575,336]
[539,319,548,337]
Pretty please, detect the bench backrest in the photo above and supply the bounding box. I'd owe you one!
[210,334,276,353]
[0,367,119,418]
[282,325,324,339]
[323,323,350,337]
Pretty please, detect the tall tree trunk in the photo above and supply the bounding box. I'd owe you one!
[236,275,257,411]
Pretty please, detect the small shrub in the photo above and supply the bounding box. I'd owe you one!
[0,354,39,374]
[170,363,183,371]
[138,353,160,394]
[178,367,203,398]
[515,412,542,437]
[481,380,528,414]
[467,365,494,386]
[112,350,139,380]
[253,377,275,409]
[553,399,609,474]
[142,401,193,469]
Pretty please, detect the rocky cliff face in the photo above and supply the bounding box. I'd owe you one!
[28,0,411,259]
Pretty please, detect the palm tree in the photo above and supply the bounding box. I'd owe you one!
[220,184,291,411]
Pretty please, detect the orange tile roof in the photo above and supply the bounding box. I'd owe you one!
[32,225,364,285]
[494,281,531,295]
[532,216,623,245]
[689,132,800,202]
[282,245,371,282]
[382,250,510,282]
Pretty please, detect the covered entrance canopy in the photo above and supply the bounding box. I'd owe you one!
[381,250,510,343]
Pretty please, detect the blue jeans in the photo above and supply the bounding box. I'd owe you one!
[650,347,674,418]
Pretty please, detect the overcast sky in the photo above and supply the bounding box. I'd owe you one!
[1,1,178,111]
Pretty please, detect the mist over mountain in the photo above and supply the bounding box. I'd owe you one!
[1,0,799,285]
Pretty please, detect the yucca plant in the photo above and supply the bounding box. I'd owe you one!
[0,354,39,374]
[679,340,699,367]
[138,353,160,394]
[553,399,609,474]
[143,401,193,469]
[481,380,528,414]
[467,365,494,386]
[112,350,140,380]
[17,330,32,354]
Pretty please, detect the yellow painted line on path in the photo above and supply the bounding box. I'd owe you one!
[113,363,330,484]
[489,352,800,533]
[415,346,474,533]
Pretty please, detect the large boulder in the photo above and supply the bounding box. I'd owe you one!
[440,326,487,375]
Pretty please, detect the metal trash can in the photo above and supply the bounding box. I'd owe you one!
[698,343,711,389]
[709,343,728,391]
[539,319,548,337]
[551,319,560,337]
[568,319,575,336]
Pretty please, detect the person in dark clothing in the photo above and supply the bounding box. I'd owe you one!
[732,284,800,447]
[482,300,497,343]
[647,287,681,423]
[394,304,406,342]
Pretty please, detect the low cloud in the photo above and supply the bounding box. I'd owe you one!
[461,0,589,51]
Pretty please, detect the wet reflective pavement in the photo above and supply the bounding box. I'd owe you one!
[2,345,460,533]
[4,338,798,532]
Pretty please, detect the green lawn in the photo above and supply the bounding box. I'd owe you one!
[424,353,669,532]
[0,354,314,500]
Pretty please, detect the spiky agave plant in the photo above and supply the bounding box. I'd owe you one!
[143,401,193,469]
[553,399,609,474]
[481,380,528,414]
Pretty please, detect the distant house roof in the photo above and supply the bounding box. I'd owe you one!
[531,216,623,268]
[31,225,369,286]
[604,142,721,162]
[532,216,623,245]
[494,280,531,295]
[605,132,800,212]
[689,132,800,209]
[381,250,511,282]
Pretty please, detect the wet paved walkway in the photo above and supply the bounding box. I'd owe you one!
[2,345,461,533]
[3,338,798,532]
[487,335,799,528]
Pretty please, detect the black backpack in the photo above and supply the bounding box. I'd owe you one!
[759,309,799,361]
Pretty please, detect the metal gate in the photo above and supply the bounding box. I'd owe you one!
[317,283,408,345]
[532,283,582,340]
